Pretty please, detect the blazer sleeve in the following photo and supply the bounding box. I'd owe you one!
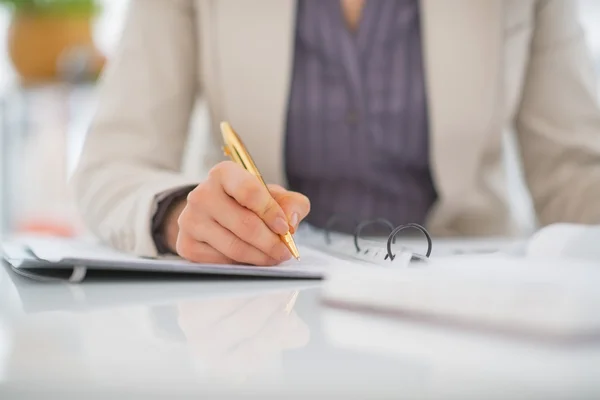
[71,0,201,257]
[516,0,600,226]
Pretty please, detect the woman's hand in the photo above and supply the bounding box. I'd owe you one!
[163,161,310,265]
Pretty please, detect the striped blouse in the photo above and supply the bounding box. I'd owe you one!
[284,0,437,232]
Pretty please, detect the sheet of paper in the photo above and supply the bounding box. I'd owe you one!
[7,235,357,279]
[322,255,600,337]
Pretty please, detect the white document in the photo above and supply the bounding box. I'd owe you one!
[321,254,600,338]
[3,235,360,281]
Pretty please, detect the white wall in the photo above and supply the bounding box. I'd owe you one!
[579,0,600,62]
[0,7,12,90]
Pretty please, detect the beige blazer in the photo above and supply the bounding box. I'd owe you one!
[73,0,600,257]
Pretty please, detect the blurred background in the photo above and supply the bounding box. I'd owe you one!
[0,0,600,238]
[0,0,128,236]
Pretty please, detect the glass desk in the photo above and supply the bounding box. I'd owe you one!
[0,261,599,399]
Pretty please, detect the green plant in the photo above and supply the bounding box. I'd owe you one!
[0,0,101,16]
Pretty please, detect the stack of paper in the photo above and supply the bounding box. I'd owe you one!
[2,235,356,282]
[321,254,600,339]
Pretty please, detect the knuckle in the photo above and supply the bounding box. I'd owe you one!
[268,184,285,193]
[240,213,262,237]
[269,241,284,259]
[208,161,235,179]
[238,181,263,208]
[178,211,194,228]
[177,206,205,235]
[208,161,224,176]
[177,238,213,264]
[226,236,246,260]
[260,254,277,266]
[187,184,210,206]
[175,237,192,260]
[263,198,281,217]
[207,166,219,180]
[176,210,187,230]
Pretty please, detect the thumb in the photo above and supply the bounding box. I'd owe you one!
[268,185,311,233]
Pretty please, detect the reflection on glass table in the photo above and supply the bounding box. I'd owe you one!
[0,262,314,390]
[177,290,310,384]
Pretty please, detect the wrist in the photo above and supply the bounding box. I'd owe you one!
[162,197,187,253]
[151,186,195,255]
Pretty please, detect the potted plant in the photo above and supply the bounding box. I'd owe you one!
[1,0,106,85]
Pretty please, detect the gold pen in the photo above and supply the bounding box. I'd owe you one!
[220,121,301,260]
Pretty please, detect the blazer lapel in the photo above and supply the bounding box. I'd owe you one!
[420,0,504,202]
[210,0,297,186]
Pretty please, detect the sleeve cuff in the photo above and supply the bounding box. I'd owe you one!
[150,185,196,254]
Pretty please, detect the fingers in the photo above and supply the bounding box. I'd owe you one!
[176,235,234,264]
[213,162,290,236]
[185,218,280,266]
[268,184,311,233]
[206,186,292,263]
[180,173,281,266]
[174,161,310,266]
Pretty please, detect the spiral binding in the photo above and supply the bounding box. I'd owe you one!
[306,214,433,266]
[324,214,361,245]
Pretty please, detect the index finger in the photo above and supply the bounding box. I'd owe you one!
[213,162,290,235]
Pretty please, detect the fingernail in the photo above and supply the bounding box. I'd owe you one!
[290,213,299,228]
[274,217,289,235]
